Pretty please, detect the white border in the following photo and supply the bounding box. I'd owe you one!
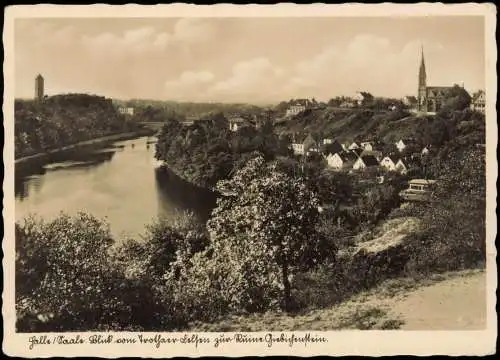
[3,3,497,357]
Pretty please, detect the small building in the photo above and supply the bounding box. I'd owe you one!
[360,150,383,162]
[380,155,399,171]
[398,155,422,174]
[291,142,305,155]
[285,99,312,117]
[421,146,430,156]
[348,141,360,150]
[350,148,364,157]
[228,116,247,132]
[470,90,485,114]
[326,151,358,170]
[395,138,417,153]
[402,95,418,108]
[321,140,344,156]
[118,107,134,116]
[399,179,437,202]
[360,141,374,151]
[303,134,320,154]
[352,154,380,171]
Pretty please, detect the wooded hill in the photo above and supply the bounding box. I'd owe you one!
[275,106,485,149]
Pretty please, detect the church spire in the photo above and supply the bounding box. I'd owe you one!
[419,45,426,88]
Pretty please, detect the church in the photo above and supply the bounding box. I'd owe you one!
[417,47,454,113]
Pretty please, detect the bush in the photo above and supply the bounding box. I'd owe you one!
[16,213,137,331]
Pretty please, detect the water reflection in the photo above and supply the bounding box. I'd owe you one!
[154,166,217,224]
[15,136,217,240]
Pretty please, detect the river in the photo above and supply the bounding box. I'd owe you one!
[15,136,217,240]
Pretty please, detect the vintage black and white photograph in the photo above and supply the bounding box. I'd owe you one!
[3,3,497,357]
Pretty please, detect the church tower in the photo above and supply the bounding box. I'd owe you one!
[35,74,44,101]
[417,46,427,112]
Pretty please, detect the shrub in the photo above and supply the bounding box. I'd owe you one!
[16,213,135,331]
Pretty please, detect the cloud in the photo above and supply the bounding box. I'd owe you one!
[172,18,215,43]
[202,57,286,102]
[284,34,446,99]
[164,70,215,99]
[81,18,215,56]
[82,26,171,55]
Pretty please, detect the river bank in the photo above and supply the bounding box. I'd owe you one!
[15,129,154,170]
[158,161,217,192]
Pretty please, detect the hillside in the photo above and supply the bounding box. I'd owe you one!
[15,94,134,159]
[274,107,427,143]
[188,269,485,331]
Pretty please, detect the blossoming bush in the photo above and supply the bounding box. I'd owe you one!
[15,213,137,331]
[166,155,335,318]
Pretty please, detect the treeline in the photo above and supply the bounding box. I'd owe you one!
[118,99,266,120]
[15,94,134,159]
[154,113,291,188]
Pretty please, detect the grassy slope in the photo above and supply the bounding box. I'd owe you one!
[187,215,486,331]
[275,107,424,143]
[188,269,485,332]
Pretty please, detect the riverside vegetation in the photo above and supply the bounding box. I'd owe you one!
[15,94,139,159]
[15,96,486,331]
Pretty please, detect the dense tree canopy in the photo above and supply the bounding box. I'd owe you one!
[15,95,132,158]
[155,113,291,188]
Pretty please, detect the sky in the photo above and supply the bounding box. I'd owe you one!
[14,16,485,104]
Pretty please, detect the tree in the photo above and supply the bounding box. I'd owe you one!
[16,213,131,331]
[439,84,472,114]
[207,156,334,311]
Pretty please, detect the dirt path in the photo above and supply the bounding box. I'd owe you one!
[389,271,486,330]
[188,270,487,331]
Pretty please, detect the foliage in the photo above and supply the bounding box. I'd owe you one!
[165,155,334,317]
[15,95,132,158]
[438,84,472,115]
[16,213,135,331]
[404,147,486,274]
[155,113,290,188]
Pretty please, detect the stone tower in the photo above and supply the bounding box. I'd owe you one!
[417,46,427,112]
[35,74,44,101]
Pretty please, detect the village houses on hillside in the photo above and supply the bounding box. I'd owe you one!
[285,99,313,117]
[288,130,430,176]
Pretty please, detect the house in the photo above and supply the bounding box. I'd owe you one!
[228,116,248,132]
[118,107,134,116]
[395,138,417,153]
[360,141,374,151]
[326,151,358,170]
[321,140,344,156]
[340,100,356,108]
[402,95,418,108]
[303,134,320,154]
[470,90,485,114]
[360,149,383,162]
[395,157,421,174]
[348,141,360,150]
[350,148,363,157]
[399,179,437,202]
[380,155,399,171]
[286,99,312,117]
[291,142,305,155]
[421,146,430,156]
[352,154,380,170]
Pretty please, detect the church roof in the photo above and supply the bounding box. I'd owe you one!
[426,86,453,97]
